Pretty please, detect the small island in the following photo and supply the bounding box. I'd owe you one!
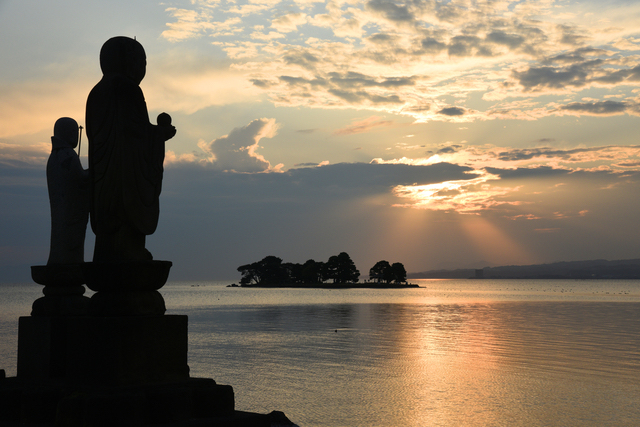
[235,252,419,288]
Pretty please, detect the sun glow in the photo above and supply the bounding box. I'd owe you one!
[392,170,519,214]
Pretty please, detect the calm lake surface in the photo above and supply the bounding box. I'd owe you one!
[2,279,640,426]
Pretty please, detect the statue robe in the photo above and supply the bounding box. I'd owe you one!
[47,135,89,265]
[86,38,165,261]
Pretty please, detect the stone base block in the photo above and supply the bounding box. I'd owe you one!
[0,377,248,426]
[18,315,189,385]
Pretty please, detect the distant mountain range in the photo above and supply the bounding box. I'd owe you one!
[408,259,640,280]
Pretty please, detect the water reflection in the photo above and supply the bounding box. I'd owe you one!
[183,301,640,427]
[1,281,639,425]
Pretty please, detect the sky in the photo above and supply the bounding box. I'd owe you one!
[2,0,640,282]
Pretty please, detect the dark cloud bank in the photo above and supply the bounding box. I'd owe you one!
[0,161,473,282]
[3,160,640,283]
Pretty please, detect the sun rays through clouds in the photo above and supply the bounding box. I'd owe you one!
[391,170,515,214]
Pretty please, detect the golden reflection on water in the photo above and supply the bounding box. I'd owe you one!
[181,299,640,426]
[381,304,505,426]
[389,302,640,427]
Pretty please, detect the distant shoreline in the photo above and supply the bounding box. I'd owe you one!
[408,259,640,280]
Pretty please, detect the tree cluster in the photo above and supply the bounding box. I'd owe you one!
[237,253,408,287]
[369,260,407,284]
[237,252,361,286]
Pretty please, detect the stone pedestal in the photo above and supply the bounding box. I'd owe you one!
[0,377,241,426]
[84,260,172,316]
[18,315,189,385]
[23,261,183,385]
[30,264,91,316]
[2,260,297,426]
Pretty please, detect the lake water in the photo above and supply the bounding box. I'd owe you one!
[2,279,640,426]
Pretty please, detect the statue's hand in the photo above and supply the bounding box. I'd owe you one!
[159,125,177,141]
[157,113,177,141]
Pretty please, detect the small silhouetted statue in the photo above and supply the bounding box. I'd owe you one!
[47,117,89,265]
[86,36,176,262]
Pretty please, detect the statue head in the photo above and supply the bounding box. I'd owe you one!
[52,117,79,149]
[99,36,146,84]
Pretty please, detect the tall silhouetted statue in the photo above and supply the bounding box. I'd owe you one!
[14,36,291,427]
[86,36,176,262]
[47,117,89,265]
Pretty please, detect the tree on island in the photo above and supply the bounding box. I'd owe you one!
[324,252,360,284]
[237,252,360,286]
[369,260,407,284]
[237,255,288,286]
[370,260,392,283]
[390,262,407,283]
[300,259,324,284]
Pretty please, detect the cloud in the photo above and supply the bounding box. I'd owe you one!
[5,154,640,282]
[165,161,477,204]
[438,145,462,154]
[391,163,640,221]
[334,116,395,135]
[390,168,509,214]
[274,70,412,108]
[249,78,273,88]
[558,100,630,116]
[542,48,607,65]
[485,166,570,180]
[512,56,640,93]
[328,89,403,104]
[276,70,416,95]
[513,62,597,91]
[306,1,364,38]
[556,24,588,46]
[592,64,640,84]
[448,35,490,57]
[438,106,466,116]
[615,160,640,168]
[375,144,640,173]
[366,0,415,25]
[158,2,640,126]
[293,161,329,167]
[282,49,320,69]
[150,160,498,278]
[328,72,416,89]
[161,8,217,42]
[157,0,640,126]
[486,31,526,50]
[420,37,447,54]
[486,145,640,169]
[197,118,281,172]
[0,141,50,167]
[271,12,308,33]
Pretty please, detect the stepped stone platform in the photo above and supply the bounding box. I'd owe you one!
[0,262,297,426]
[3,376,220,426]
[0,374,291,426]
